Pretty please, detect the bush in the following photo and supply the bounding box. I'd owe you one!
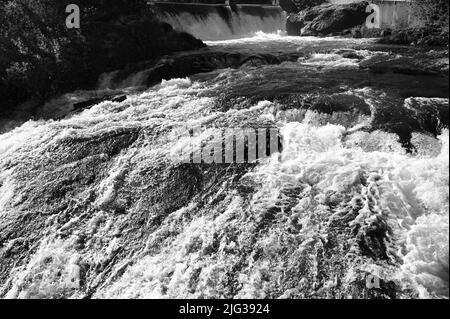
[279,0,326,13]
[411,0,449,32]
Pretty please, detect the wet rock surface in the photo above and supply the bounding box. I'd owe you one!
[286,2,369,36]
[103,49,302,90]
[207,46,448,150]
[0,37,448,299]
[73,95,127,112]
[360,50,449,76]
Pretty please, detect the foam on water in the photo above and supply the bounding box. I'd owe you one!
[88,119,448,298]
[205,33,376,50]
[3,239,82,299]
[156,6,286,41]
[0,34,448,299]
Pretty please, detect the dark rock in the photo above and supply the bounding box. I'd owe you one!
[403,97,449,135]
[286,2,370,36]
[103,50,301,90]
[302,93,371,115]
[380,29,392,37]
[341,52,364,60]
[357,216,390,260]
[352,29,362,39]
[369,96,449,149]
[111,95,127,103]
[286,10,317,36]
[286,14,305,36]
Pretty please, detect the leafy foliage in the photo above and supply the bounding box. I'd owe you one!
[279,0,325,13]
[411,0,449,31]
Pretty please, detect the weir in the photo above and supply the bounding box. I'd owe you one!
[149,0,286,40]
[371,0,420,28]
[147,0,281,8]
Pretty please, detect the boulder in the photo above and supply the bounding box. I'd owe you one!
[73,94,127,112]
[403,97,449,136]
[380,28,392,38]
[286,2,370,36]
[351,28,362,38]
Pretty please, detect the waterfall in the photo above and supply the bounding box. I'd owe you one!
[152,3,286,40]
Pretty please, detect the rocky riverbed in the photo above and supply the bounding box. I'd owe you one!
[0,32,448,298]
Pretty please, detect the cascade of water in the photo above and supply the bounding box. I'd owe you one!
[153,4,286,40]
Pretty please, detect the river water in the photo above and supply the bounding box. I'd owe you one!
[0,23,448,299]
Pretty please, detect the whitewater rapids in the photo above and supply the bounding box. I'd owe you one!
[0,33,448,299]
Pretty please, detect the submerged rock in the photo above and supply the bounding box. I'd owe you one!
[73,95,127,112]
[97,49,301,90]
[360,50,449,76]
[369,96,449,149]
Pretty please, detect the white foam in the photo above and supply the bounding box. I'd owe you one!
[0,36,447,299]
[4,238,81,299]
[159,8,286,41]
[302,53,360,68]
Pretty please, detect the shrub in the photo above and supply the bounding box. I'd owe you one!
[411,0,449,32]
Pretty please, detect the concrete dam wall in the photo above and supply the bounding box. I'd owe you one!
[372,0,420,28]
[149,1,286,40]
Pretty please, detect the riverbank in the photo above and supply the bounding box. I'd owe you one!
[0,1,205,129]
[285,1,449,47]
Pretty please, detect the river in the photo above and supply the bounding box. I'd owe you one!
[0,16,448,299]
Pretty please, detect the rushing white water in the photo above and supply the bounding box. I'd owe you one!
[156,6,287,40]
[0,33,448,299]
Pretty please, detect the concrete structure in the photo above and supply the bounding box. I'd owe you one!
[372,0,419,28]
[147,0,280,6]
[147,0,421,29]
